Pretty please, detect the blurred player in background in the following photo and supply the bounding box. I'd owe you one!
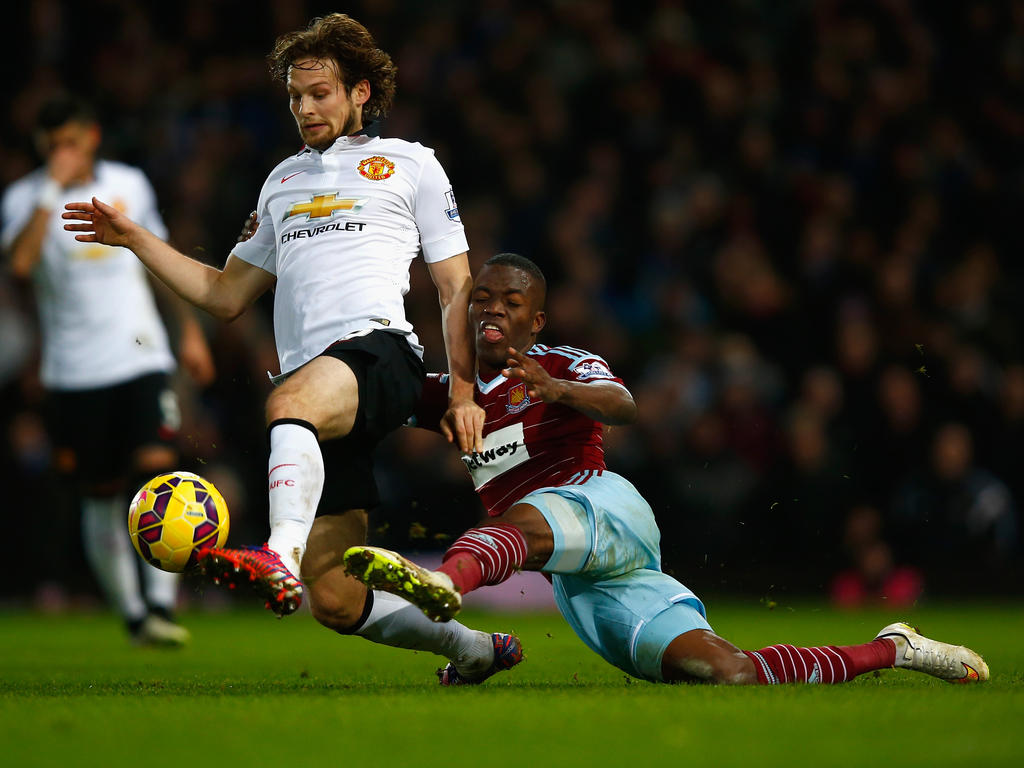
[346,254,989,686]
[2,95,215,646]
[62,14,519,683]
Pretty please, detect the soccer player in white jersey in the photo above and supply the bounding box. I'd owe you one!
[2,95,215,646]
[63,14,520,682]
[346,254,989,686]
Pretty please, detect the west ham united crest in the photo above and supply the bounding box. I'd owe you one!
[357,155,395,180]
[506,383,530,414]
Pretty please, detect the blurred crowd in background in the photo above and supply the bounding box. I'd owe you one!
[2,0,1022,611]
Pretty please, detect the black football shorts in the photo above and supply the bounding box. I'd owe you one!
[46,371,178,489]
[314,330,426,514]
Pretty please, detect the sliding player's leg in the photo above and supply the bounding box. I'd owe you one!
[342,503,546,621]
[305,511,517,681]
[659,621,988,685]
[536,480,989,684]
[659,620,893,685]
[342,470,653,620]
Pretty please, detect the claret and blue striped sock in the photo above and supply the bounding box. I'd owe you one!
[744,639,897,684]
[439,524,528,595]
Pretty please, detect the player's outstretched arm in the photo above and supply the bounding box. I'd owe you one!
[503,347,638,425]
[428,252,485,453]
[63,197,274,321]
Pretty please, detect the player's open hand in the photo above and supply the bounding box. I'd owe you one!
[502,347,567,403]
[441,397,485,454]
[62,197,137,248]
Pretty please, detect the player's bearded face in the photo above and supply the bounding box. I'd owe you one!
[287,58,362,150]
[470,265,545,373]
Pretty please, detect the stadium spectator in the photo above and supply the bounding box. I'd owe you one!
[1,95,215,645]
[892,421,1019,584]
[830,504,924,610]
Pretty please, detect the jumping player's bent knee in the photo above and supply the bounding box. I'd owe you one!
[308,581,369,633]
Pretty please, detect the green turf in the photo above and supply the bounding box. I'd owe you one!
[1,600,1022,767]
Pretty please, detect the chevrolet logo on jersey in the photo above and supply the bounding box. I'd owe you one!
[283,194,368,221]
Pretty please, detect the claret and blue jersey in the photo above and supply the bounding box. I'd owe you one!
[414,342,630,516]
[415,341,712,682]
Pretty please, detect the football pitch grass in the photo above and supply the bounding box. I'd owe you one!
[1,599,1022,768]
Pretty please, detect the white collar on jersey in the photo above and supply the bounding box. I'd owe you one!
[476,373,506,394]
[475,344,543,393]
[299,120,382,155]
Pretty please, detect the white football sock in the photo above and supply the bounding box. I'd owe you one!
[356,591,494,671]
[141,561,180,613]
[265,422,324,576]
[81,495,147,622]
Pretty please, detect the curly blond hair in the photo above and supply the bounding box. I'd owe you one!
[268,13,397,120]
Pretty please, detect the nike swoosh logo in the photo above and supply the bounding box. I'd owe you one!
[957,663,980,683]
[281,171,306,183]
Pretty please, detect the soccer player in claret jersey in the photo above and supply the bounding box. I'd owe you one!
[345,254,990,686]
[63,14,519,681]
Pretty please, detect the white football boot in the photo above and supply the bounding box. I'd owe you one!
[134,614,191,647]
[875,622,989,683]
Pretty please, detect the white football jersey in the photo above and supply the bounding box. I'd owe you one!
[1,160,175,390]
[231,132,468,377]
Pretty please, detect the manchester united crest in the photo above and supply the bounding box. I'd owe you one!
[357,156,395,180]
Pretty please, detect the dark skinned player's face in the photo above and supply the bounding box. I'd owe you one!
[469,264,546,377]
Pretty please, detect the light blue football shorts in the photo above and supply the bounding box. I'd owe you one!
[520,470,711,682]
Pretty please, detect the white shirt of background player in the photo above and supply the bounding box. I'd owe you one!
[2,160,174,390]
